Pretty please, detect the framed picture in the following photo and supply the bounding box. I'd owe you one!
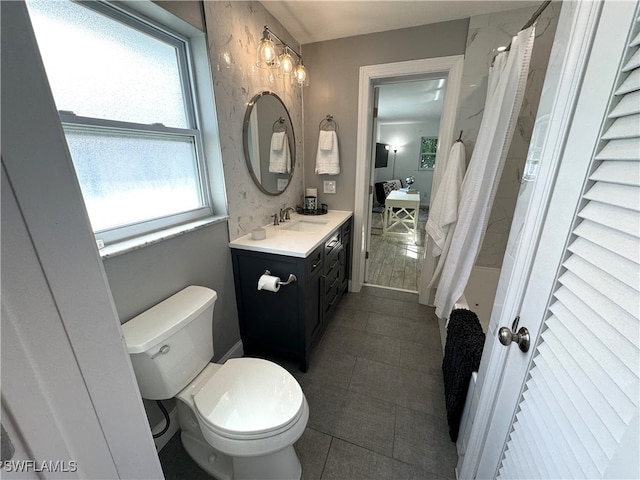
[420,136,438,169]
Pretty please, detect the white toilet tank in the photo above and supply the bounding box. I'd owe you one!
[122,286,217,400]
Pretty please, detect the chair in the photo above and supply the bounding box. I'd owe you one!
[373,179,403,213]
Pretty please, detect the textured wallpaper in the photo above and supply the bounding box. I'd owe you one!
[202,1,304,241]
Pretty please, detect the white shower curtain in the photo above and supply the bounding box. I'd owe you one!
[429,26,536,319]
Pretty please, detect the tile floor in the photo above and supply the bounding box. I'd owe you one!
[367,211,426,291]
[159,286,457,480]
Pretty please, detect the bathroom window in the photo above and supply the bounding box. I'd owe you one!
[419,136,438,170]
[26,0,213,245]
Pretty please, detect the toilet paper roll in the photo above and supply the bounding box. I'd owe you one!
[305,187,317,198]
[257,274,281,292]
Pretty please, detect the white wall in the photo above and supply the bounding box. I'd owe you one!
[375,120,441,206]
[302,19,470,210]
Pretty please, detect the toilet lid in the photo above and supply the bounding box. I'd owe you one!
[193,358,304,438]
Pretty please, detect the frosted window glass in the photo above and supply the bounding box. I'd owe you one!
[27,0,188,128]
[64,129,203,231]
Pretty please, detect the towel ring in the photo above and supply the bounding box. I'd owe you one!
[272,117,287,133]
[319,114,337,131]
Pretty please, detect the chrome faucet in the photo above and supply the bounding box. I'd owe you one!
[282,207,296,221]
[272,213,279,226]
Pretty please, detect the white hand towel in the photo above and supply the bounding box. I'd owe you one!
[319,130,334,151]
[269,132,291,173]
[271,131,285,152]
[425,142,466,257]
[315,131,340,175]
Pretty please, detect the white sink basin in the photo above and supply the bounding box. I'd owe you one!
[282,219,328,232]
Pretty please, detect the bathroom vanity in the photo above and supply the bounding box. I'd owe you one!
[229,210,352,371]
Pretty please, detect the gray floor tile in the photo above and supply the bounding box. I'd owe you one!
[392,458,451,480]
[402,301,436,322]
[292,343,356,391]
[394,406,458,479]
[321,438,395,480]
[360,294,407,317]
[398,338,444,376]
[366,312,435,346]
[294,427,332,480]
[302,381,397,456]
[331,306,370,331]
[321,324,401,366]
[350,357,446,415]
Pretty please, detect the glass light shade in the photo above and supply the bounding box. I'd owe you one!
[279,51,294,75]
[257,37,278,68]
[294,64,308,86]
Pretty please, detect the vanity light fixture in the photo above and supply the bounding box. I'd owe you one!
[257,26,308,86]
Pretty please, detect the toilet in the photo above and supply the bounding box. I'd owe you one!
[121,285,309,480]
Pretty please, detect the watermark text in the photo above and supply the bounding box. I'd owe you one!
[2,460,78,473]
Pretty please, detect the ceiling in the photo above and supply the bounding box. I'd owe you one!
[377,78,446,123]
[260,1,540,45]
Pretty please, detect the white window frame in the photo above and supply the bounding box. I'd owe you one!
[419,135,438,170]
[32,0,216,246]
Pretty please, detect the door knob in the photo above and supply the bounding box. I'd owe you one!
[498,326,530,352]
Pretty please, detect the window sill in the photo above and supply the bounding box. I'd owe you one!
[99,215,228,259]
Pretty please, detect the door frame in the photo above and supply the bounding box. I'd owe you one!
[352,56,464,292]
[1,3,163,477]
[458,1,627,476]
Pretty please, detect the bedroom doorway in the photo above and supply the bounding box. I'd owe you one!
[367,77,447,291]
[351,56,464,294]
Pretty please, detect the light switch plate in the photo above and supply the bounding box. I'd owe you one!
[323,180,336,194]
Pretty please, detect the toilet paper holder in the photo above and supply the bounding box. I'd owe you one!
[263,270,297,286]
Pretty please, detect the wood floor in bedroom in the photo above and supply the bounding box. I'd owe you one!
[366,210,426,292]
[159,286,457,480]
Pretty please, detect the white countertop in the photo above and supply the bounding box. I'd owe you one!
[229,210,353,258]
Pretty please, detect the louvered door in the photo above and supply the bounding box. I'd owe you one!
[497,6,639,479]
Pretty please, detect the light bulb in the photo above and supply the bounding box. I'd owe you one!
[294,63,307,86]
[257,33,278,68]
[279,51,294,75]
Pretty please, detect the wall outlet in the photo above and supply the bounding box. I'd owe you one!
[323,180,336,194]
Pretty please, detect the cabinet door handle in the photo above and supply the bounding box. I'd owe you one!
[328,293,338,307]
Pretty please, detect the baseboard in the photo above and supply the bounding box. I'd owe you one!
[153,405,179,452]
[218,340,244,363]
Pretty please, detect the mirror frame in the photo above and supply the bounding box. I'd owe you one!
[242,91,295,196]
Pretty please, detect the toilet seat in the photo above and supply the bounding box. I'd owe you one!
[193,358,304,440]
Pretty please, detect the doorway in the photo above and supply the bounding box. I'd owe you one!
[351,56,464,293]
[367,77,447,290]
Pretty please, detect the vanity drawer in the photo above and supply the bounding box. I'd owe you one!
[323,280,341,316]
[323,262,341,295]
[340,220,352,240]
[324,231,341,257]
[306,245,323,279]
[324,246,341,276]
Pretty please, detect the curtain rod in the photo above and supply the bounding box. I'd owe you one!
[505,0,552,52]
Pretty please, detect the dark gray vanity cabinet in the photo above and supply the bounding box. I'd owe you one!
[231,218,352,371]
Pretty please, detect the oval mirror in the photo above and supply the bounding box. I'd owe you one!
[243,91,295,195]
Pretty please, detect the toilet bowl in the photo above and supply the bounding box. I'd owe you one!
[122,286,309,480]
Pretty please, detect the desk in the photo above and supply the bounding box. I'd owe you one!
[383,190,420,242]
